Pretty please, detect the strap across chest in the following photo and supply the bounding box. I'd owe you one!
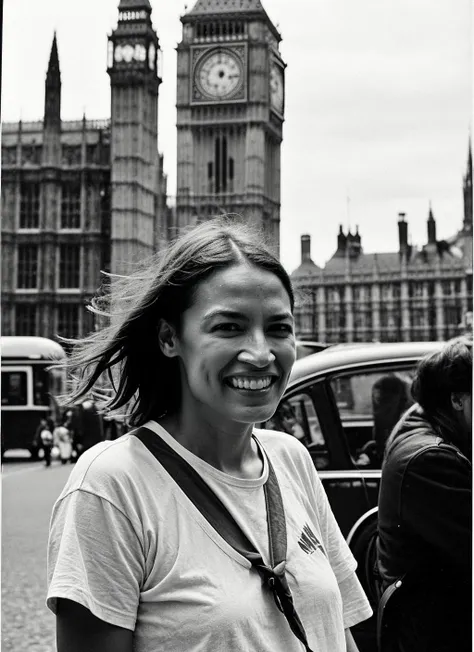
[133,426,315,652]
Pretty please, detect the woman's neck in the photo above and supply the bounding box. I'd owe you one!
[158,412,263,479]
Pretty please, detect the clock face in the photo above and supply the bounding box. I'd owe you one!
[195,49,243,100]
[122,44,134,63]
[114,43,146,64]
[270,63,284,114]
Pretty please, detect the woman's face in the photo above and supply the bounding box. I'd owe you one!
[169,263,296,428]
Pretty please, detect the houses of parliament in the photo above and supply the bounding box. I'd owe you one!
[1,0,472,344]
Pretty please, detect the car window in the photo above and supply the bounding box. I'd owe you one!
[265,391,330,470]
[329,368,415,469]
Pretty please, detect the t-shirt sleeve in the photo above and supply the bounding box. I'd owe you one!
[338,572,373,629]
[303,452,373,626]
[47,489,145,631]
[307,460,356,582]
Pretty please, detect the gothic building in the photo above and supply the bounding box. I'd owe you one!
[175,0,285,254]
[292,145,473,343]
[1,0,169,340]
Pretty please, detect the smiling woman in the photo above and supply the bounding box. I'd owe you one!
[46,216,372,652]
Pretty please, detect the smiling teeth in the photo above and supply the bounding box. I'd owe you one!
[230,377,272,390]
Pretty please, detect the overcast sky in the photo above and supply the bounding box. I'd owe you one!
[2,0,472,273]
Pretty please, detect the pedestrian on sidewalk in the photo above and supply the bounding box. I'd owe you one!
[53,418,73,465]
[47,218,372,652]
[39,418,54,467]
[377,336,472,652]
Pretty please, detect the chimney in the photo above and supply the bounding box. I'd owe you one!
[336,225,347,256]
[398,212,408,253]
[427,205,437,244]
[301,234,311,263]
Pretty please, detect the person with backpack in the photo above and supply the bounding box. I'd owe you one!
[377,337,472,652]
[46,219,372,652]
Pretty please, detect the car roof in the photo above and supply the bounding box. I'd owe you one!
[288,341,443,386]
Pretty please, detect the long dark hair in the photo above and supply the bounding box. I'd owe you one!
[61,217,294,427]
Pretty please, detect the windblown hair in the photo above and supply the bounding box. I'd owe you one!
[61,216,294,427]
[410,337,472,441]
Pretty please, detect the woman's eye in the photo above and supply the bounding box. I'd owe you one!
[213,323,240,332]
[270,324,294,335]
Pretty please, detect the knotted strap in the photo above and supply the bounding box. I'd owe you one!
[133,426,314,652]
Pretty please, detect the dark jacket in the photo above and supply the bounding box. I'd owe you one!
[377,404,471,652]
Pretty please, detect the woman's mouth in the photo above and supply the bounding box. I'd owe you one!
[226,376,275,391]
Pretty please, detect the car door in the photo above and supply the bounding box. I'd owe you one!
[323,362,417,530]
[269,360,419,538]
[265,378,368,537]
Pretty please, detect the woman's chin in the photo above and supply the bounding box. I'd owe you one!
[231,405,276,426]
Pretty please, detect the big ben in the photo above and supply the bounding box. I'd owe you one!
[107,0,162,274]
[176,0,285,255]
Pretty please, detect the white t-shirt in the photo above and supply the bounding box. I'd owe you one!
[47,421,372,651]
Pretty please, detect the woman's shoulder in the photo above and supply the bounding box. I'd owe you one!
[58,434,148,500]
[254,427,312,466]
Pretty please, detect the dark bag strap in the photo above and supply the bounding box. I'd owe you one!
[133,426,314,652]
[376,577,405,652]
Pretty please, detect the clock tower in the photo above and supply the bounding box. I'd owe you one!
[107,0,162,275]
[176,0,285,255]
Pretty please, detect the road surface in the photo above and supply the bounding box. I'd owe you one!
[2,453,72,652]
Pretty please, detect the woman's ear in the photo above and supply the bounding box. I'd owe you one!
[157,320,179,358]
[450,392,465,411]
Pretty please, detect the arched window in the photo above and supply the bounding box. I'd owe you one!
[209,137,234,194]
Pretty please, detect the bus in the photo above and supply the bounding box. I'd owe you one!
[1,336,67,458]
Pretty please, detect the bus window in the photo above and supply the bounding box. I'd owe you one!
[33,367,50,406]
[2,371,28,406]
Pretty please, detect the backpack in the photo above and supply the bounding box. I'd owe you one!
[40,429,53,445]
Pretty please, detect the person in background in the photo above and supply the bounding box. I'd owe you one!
[54,418,73,465]
[372,374,412,464]
[46,218,371,652]
[279,402,306,441]
[40,418,55,467]
[377,337,472,652]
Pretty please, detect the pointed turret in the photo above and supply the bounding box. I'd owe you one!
[427,203,437,244]
[44,33,61,129]
[463,138,472,232]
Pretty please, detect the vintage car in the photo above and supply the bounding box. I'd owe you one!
[264,340,443,651]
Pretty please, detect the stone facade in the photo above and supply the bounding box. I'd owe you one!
[292,148,473,343]
[1,1,169,341]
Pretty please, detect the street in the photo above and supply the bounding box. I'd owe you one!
[2,453,72,652]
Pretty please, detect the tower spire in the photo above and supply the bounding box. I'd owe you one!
[46,32,60,81]
[463,137,473,232]
[44,32,61,129]
[427,202,437,244]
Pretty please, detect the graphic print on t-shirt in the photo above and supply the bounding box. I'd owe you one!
[298,522,323,555]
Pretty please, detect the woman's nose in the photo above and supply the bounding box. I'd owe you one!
[237,333,276,367]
